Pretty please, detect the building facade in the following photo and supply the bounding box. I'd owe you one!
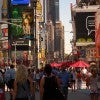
[44,0,64,63]
[71,1,100,69]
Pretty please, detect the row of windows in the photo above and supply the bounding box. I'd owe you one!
[78,0,100,7]
[86,49,96,57]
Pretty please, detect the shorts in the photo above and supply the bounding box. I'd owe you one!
[71,80,75,83]
[6,79,15,89]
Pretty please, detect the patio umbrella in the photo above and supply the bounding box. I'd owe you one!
[50,62,62,68]
[61,61,73,67]
[70,60,90,68]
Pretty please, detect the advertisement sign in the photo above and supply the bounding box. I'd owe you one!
[10,6,23,39]
[95,11,100,57]
[36,1,42,22]
[1,24,8,37]
[11,39,29,51]
[10,6,34,40]
[0,0,3,19]
[2,0,7,19]
[2,40,8,49]
[11,0,30,5]
[74,12,96,42]
[22,11,33,35]
[95,11,100,44]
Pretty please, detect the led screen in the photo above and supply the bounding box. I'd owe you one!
[11,0,30,5]
[74,12,96,42]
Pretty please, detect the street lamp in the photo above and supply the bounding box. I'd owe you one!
[30,0,37,67]
[12,42,17,68]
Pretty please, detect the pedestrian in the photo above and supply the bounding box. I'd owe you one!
[0,69,5,100]
[58,66,70,100]
[85,71,91,89]
[81,67,87,78]
[12,64,34,100]
[70,69,77,92]
[4,64,16,96]
[40,64,64,100]
[76,70,82,90]
[97,70,100,99]
[35,69,41,90]
[90,69,99,100]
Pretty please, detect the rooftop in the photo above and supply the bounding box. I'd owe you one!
[72,5,100,12]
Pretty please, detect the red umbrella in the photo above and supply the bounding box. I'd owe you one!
[50,62,62,68]
[61,61,73,67]
[70,60,90,68]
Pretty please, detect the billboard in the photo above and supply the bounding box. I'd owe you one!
[9,6,34,40]
[11,0,30,5]
[1,24,8,37]
[11,39,29,51]
[74,12,96,42]
[2,40,8,49]
[10,6,24,39]
[95,11,100,57]
[22,11,33,36]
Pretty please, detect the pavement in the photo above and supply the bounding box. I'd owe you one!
[4,81,100,100]
[5,89,90,100]
[68,89,90,100]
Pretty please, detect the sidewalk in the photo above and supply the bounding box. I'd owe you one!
[5,81,100,100]
[68,89,90,100]
[5,89,90,100]
[68,81,90,100]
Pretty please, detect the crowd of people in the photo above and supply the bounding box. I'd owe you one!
[0,62,100,100]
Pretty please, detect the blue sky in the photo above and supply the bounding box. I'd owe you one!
[59,0,76,54]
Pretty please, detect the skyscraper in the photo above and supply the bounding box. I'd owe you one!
[44,0,64,62]
[46,0,59,25]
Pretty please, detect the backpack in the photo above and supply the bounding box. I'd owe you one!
[43,76,65,100]
[44,76,57,94]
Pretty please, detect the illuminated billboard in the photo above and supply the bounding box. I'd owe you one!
[10,6,24,39]
[74,12,96,42]
[11,0,30,5]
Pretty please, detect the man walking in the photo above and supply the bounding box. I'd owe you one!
[58,66,70,100]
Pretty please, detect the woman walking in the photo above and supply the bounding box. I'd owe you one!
[12,64,34,100]
[90,69,98,100]
[76,71,82,90]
